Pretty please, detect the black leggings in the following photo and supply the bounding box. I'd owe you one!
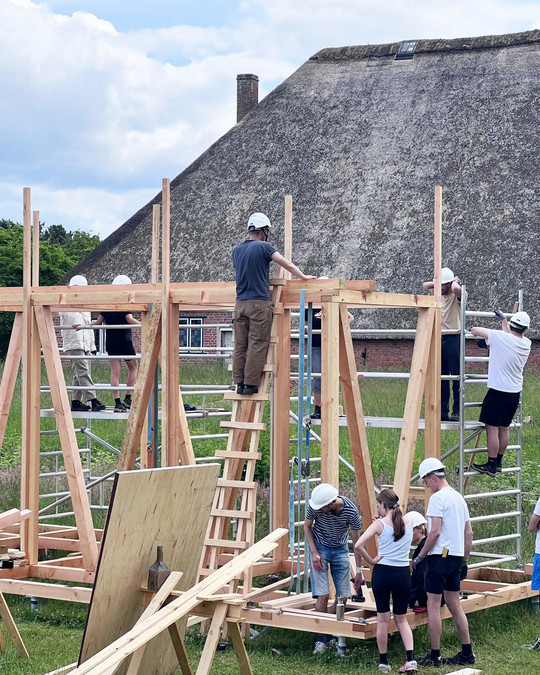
[371,564,411,615]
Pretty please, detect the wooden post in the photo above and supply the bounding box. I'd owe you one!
[320,301,340,486]
[32,211,40,287]
[393,308,435,505]
[271,308,291,562]
[21,187,41,565]
[338,305,377,554]
[0,314,23,448]
[283,195,293,270]
[425,186,443,461]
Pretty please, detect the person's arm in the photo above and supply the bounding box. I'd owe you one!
[350,529,365,590]
[354,520,383,566]
[451,277,462,299]
[304,519,323,572]
[417,516,442,559]
[271,251,316,281]
[464,520,473,559]
[471,326,488,339]
[125,313,141,326]
[423,281,434,293]
[89,314,104,327]
[528,512,540,533]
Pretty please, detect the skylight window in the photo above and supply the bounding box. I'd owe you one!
[395,40,418,60]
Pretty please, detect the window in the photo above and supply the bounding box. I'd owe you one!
[179,317,204,353]
[395,40,418,60]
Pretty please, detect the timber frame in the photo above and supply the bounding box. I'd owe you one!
[0,186,535,648]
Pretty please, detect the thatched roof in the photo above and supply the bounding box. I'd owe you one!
[68,30,540,333]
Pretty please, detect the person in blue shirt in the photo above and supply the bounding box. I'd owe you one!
[232,213,314,394]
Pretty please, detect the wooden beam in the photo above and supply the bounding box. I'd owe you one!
[117,303,162,471]
[32,210,40,286]
[282,196,292,278]
[0,589,29,657]
[195,601,228,674]
[0,509,31,530]
[0,578,92,603]
[393,308,435,505]
[34,305,99,571]
[338,305,377,554]
[0,314,23,449]
[227,621,253,675]
[320,301,340,486]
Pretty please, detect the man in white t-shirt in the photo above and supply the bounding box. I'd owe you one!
[415,458,474,668]
[471,311,531,477]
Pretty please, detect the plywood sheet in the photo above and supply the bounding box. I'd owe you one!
[79,464,220,675]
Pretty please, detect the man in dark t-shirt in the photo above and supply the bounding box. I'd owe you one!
[232,213,315,394]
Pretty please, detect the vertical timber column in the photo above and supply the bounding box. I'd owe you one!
[272,308,291,563]
[20,188,40,564]
[425,185,442,461]
[320,301,340,486]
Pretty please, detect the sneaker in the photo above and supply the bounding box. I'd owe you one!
[472,461,496,478]
[90,398,106,412]
[313,638,336,654]
[448,414,459,422]
[412,606,426,613]
[442,651,475,665]
[399,661,418,673]
[377,665,392,673]
[183,403,196,411]
[242,385,258,395]
[417,653,442,668]
[440,414,449,422]
[522,636,540,650]
[123,397,132,409]
[114,400,127,413]
[71,400,90,412]
[310,407,321,419]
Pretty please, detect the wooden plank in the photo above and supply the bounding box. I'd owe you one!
[167,622,193,675]
[282,196,292,279]
[43,663,77,675]
[79,465,220,675]
[214,450,261,460]
[0,589,29,657]
[425,303,442,465]
[338,305,377,555]
[195,602,228,674]
[313,289,437,309]
[219,421,266,431]
[125,572,183,675]
[117,303,162,471]
[71,529,286,674]
[0,578,92,603]
[320,301,340,486]
[35,305,99,572]
[393,308,435,505]
[0,313,23,449]
[0,509,31,529]
[227,621,253,675]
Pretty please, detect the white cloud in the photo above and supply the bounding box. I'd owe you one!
[1,0,540,238]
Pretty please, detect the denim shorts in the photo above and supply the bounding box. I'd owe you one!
[310,542,351,598]
[311,347,321,394]
[532,553,540,591]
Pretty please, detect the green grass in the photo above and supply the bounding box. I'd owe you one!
[1,361,540,673]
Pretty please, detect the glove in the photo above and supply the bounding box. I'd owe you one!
[476,339,487,349]
[494,309,506,320]
[412,556,422,571]
[460,562,468,580]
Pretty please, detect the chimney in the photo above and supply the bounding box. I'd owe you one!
[236,74,259,122]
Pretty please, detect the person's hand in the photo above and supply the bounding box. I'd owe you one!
[353,574,364,593]
[494,309,506,320]
[372,554,383,565]
[460,561,468,580]
[305,275,317,280]
[454,276,461,284]
[312,552,323,572]
[72,323,80,330]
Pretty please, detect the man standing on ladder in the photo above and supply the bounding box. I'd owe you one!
[423,267,465,422]
[232,212,315,395]
[471,310,531,477]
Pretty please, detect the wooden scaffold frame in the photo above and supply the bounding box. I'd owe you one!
[0,185,535,657]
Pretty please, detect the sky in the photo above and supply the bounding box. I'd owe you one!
[2,1,540,239]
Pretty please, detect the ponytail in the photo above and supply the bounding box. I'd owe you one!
[377,488,405,541]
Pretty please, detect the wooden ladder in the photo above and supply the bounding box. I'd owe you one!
[198,280,284,595]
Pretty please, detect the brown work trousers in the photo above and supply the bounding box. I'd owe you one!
[232,299,273,386]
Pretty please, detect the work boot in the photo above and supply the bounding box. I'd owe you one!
[242,385,258,395]
[90,398,106,412]
[472,461,497,478]
[71,400,90,412]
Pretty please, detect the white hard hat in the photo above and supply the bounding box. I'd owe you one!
[309,483,338,510]
[112,274,132,285]
[440,267,454,284]
[69,275,87,287]
[406,510,428,528]
[247,213,271,231]
[509,311,530,329]
[418,457,446,479]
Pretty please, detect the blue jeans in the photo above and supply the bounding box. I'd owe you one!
[310,542,351,597]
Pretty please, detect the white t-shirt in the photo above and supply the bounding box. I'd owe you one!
[486,329,531,393]
[426,486,470,557]
[377,519,413,567]
[534,498,540,555]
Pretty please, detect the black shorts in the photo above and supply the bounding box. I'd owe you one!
[479,388,520,427]
[424,554,462,594]
[371,564,411,615]
[106,340,136,357]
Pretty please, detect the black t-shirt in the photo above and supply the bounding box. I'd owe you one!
[305,309,322,348]
[100,312,132,347]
